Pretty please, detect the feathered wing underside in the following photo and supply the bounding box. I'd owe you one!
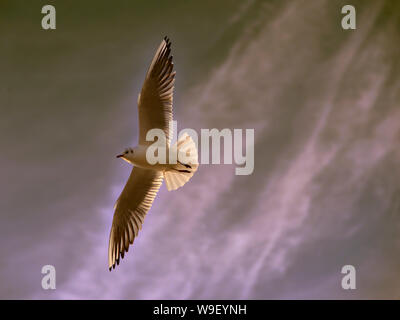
[138,37,175,146]
[108,168,163,270]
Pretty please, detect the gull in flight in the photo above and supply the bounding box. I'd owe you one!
[108,37,198,270]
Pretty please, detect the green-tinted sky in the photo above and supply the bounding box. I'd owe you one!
[1,0,400,299]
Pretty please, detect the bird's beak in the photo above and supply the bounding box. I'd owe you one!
[116,154,124,158]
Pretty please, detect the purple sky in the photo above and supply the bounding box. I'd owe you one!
[1,0,400,299]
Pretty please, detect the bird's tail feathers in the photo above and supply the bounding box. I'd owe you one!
[164,133,198,191]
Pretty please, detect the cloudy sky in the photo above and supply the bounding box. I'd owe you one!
[1,0,400,299]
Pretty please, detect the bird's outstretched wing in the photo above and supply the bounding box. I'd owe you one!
[108,168,163,270]
[138,37,175,146]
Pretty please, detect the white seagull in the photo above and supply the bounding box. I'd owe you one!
[108,37,198,270]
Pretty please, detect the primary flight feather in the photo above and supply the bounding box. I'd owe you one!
[108,37,198,270]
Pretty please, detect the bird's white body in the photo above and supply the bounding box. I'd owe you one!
[122,145,171,171]
[122,145,162,169]
[120,135,197,172]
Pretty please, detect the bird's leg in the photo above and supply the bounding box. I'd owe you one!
[173,169,191,173]
[177,160,192,169]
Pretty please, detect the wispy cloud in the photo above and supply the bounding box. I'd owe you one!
[2,0,399,299]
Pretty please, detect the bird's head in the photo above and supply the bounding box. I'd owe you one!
[116,148,134,163]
